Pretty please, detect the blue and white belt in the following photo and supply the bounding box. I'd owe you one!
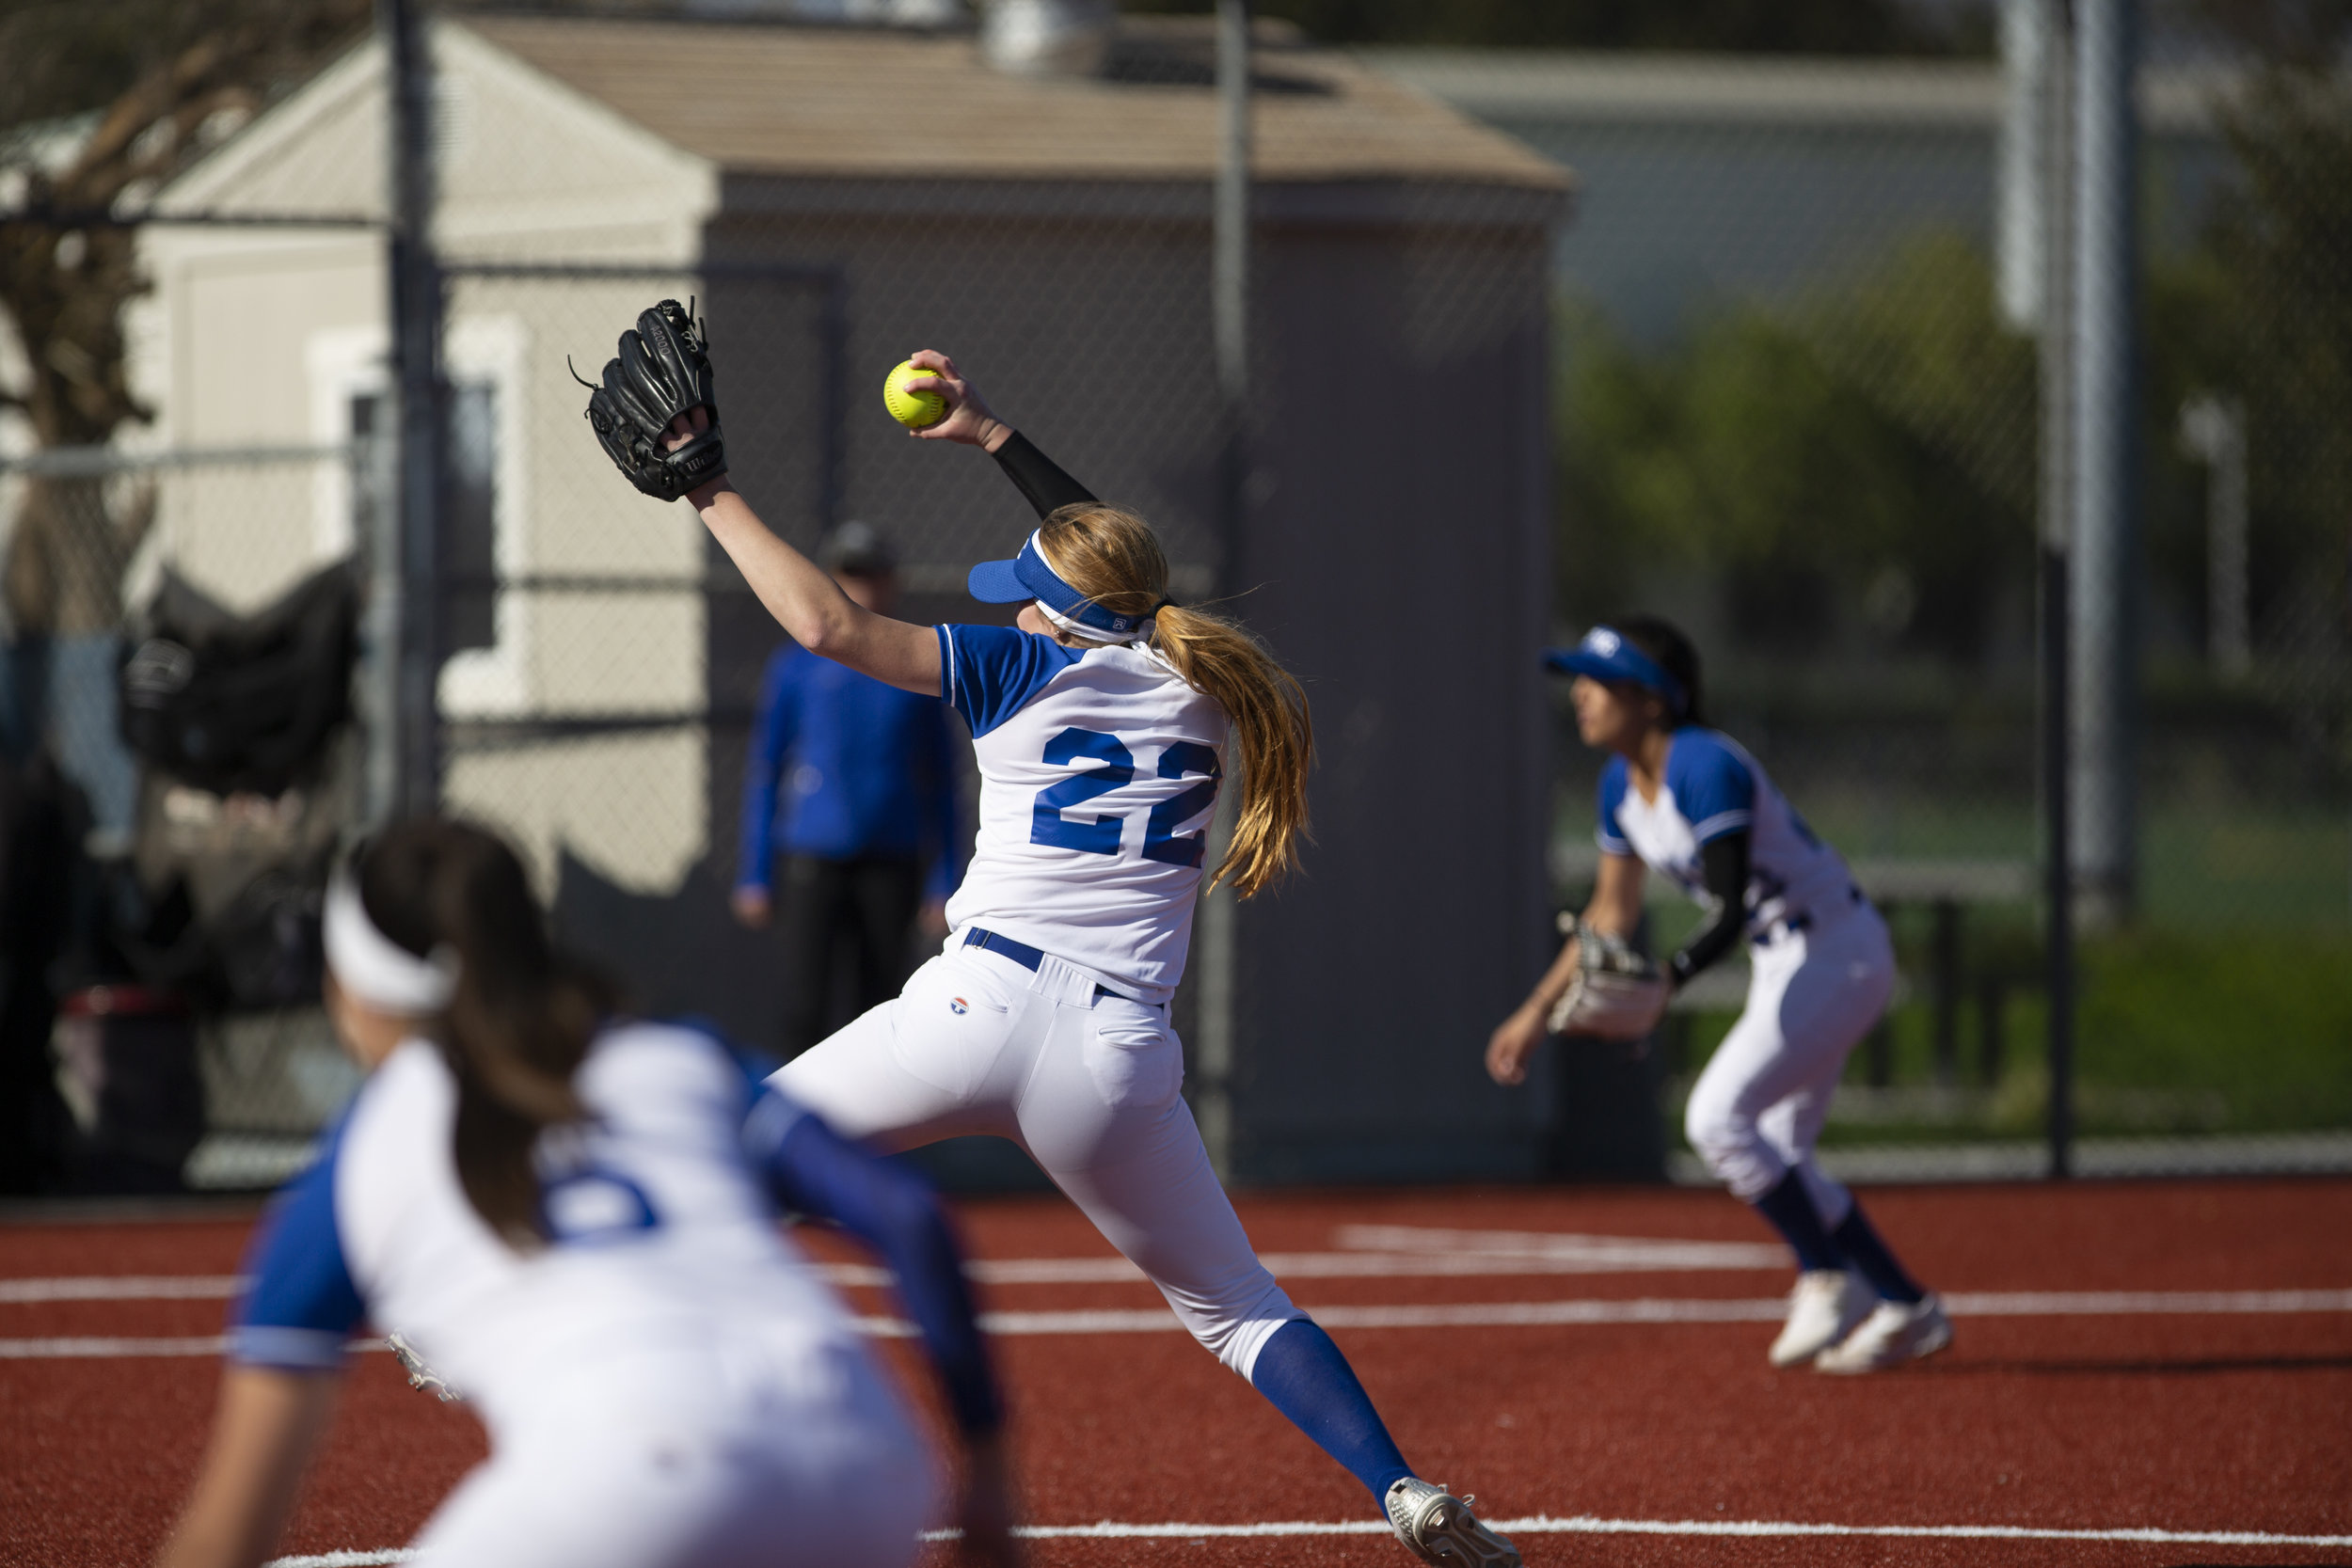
[1750,884,1866,947]
[963,927,1128,1002]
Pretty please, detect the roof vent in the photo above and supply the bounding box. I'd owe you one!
[981,0,1114,75]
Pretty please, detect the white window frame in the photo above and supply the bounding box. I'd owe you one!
[304,314,533,718]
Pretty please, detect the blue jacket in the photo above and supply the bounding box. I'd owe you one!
[737,646,963,900]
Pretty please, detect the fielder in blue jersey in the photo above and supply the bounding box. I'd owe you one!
[153,819,1012,1568]
[658,345,1521,1566]
[1487,616,1951,1373]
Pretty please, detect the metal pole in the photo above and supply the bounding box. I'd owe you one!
[1194,0,1250,1179]
[1214,0,1250,418]
[2180,396,2249,678]
[818,271,848,538]
[2069,0,2139,927]
[2041,1,2077,1180]
[359,418,401,826]
[1996,0,2054,332]
[380,0,443,818]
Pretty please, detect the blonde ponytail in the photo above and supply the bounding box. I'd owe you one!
[1036,505,1312,898]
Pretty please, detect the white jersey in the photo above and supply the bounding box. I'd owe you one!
[230,1022,866,1444]
[1597,727,1859,940]
[937,624,1227,1006]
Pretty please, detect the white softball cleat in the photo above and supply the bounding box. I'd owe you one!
[1812,1292,1953,1374]
[1385,1478,1522,1567]
[386,1330,465,1402]
[1769,1269,1877,1368]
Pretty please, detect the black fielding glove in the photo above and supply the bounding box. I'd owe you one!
[578,298,727,501]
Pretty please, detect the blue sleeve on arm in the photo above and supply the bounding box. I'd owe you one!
[937,624,1081,738]
[746,1089,1002,1437]
[1668,731,1757,844]
[229,1123,364,1372]
[738,651,801,890]
[1595,757,1632,855]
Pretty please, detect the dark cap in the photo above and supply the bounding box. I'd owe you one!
[820,520,897,576]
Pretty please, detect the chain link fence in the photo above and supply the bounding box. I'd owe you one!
[4,4,2344,1191]
[1379,25,2351,1172]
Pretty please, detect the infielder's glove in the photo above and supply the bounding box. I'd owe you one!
[1546,913,1670,1041]
[576,298,727,501]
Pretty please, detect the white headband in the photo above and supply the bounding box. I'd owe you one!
[1036,598,1153,645]
[324,867,460,1014]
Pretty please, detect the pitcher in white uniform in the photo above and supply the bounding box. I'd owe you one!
[155,819,1012,1568]
[656,348,1520,1567]
[1486,616,1952,1373]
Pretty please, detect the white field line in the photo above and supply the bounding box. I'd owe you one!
[262,1514,2352,1564]
[0,1335,389,1359]
[952,1288,2352,1338]
[0,1234,1795,1302]
[0,1275,244,1303]
[22,1289,2352,1357]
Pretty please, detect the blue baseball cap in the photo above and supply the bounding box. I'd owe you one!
[967,530,1147,640]
[1544,626,1688,715]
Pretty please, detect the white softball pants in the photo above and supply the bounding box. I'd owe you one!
[1681,901,1897,1224]
[775,939,1305,1381]
[407,1337,937,1568]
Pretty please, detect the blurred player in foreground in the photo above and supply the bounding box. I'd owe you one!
[584,298,1520,1566]
[1486,618,1951,1373]
[155,818,1012,1568]
[734,519,962,1059]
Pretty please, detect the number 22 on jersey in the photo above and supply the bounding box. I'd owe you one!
[1030,726,1220,866]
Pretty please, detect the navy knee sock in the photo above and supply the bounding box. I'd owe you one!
[1749,1169,1847,1273]
[1830,1200,1926,1305]
[1248,1319,1413,1508]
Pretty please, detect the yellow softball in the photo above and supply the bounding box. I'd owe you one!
[883,359,948,429]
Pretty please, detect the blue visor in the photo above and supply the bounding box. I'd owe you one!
[1544,626,1687,714]
[965,531,1146,639]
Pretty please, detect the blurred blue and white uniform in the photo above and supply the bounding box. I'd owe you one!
[1563,632,1895,1227]
[229,1012,993,1568]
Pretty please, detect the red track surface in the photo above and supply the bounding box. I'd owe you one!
[6,1178,2349,1568]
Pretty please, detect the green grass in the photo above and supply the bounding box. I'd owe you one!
[1793,800,2352,930]
[2076,927,2352,1131]
[1645,911,2352,1145]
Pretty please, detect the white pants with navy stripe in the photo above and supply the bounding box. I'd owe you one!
[1681,902,1897,1224]
[408,1337,936,1568]
[776,938,1305,1380]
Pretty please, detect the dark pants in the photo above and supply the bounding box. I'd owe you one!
[775,852,923,1061]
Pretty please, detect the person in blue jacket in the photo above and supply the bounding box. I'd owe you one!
[734,522,964,1058]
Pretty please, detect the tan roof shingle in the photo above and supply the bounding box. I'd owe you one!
[463,14,1568,189]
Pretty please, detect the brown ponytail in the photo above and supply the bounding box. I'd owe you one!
[354,818,613,1248]
[1035,505,1312,897]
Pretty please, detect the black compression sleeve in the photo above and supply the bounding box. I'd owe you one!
[1668,832,1752,990]
[990,430,1098,519]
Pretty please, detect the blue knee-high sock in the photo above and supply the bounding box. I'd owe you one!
[1830,1200,1926,1304]
[1749,1168,1847,1273]
[1248,1319,1413,1508]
